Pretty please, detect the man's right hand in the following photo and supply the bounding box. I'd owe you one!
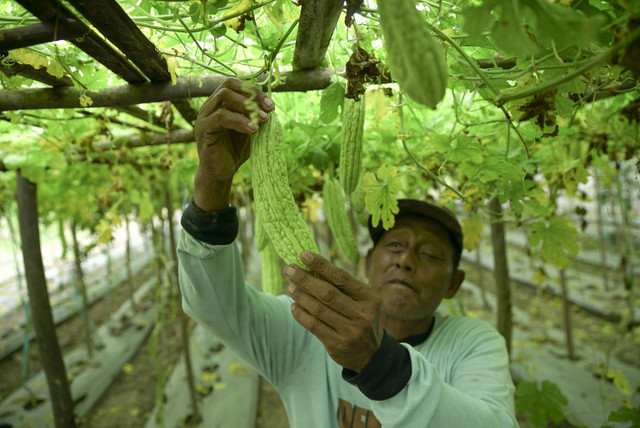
[193,77,275,212]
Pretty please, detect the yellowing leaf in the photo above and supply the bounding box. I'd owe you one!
[462,214,483,251]
[367,89,390,122]
[228,362,251,376]
[196,384,213,395]
[213,382,228,390]
[200,371,220,383]
[302,196,322,223]
[79,94,93,107]
[105,211,122,228]
[263,3,284,28]
[223,0,253,32]
[11,48,47,70]
[46,60,65,79]
[531,270,547,286]
[95,219,112,244]
[164,55,178,85]
[122,364,134,374]
[439,189,458,205]
[608,369,632,396]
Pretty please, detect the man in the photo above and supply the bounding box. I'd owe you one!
[178,78,518,427]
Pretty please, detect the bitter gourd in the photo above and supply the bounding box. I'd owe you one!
[254,214,268,251]
[377,0,448,108]
[251,112,319,268]
[349,184,369,228]
[338,97,366,196]
[323,178,359,264]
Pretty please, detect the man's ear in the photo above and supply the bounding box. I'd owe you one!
[444,269,465,299]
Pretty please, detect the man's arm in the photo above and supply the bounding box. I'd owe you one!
[178,225,313,388]
[370,321,519,427]
[178,77,312,386]
[285,252,518,427]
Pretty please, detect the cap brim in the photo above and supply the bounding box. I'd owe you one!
[367,199,463,255]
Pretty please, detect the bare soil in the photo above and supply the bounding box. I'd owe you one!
[0,267,153,402]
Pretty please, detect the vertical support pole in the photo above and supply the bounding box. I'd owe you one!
[16,171,76,428]
[489,197,512,356]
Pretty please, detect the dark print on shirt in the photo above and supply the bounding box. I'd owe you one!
[337,398,381,428]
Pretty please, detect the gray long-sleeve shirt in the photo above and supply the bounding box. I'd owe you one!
[177,228,518,428]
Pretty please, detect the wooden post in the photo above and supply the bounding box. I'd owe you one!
[165,185,201,424]
[16,171,76,428]
[559,268,576,360]
[595,182,610,291]
[124,216,139,312]
[489,198,512,356]
[70,221,94,357]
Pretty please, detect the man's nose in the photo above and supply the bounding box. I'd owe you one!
[395,249,416,271]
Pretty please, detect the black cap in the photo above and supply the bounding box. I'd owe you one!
[367,199,463,261]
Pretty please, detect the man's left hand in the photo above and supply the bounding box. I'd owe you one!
[284,251,383,373]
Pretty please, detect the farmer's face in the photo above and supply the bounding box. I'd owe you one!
[365,216,464,322]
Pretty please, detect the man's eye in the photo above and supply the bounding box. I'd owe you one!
[420,252,442,261]
[387,241,402,249]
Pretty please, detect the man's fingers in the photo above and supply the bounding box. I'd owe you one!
[298,252,368,299]
[199,77,274,119]
[285,265,355,317]
[288,284,351,332]
[197,109,258,142]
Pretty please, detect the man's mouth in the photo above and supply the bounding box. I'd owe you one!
[386,279,416,292]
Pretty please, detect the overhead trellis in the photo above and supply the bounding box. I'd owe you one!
[0,0,348,147]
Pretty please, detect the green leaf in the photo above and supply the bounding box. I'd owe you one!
[530,217,580,268]
[555,95,574,118]
[320,82,345,124]
[211,24,227,38]
[362,165,402,230]
[608,406,640,425]
[515,379,568,428]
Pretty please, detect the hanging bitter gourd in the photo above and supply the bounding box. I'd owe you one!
[349,184,369,228]
[323,178,359,264]
[254,213,268,251]
[251,112,319,268]
[377,0,448,108]
[338,97,366,196]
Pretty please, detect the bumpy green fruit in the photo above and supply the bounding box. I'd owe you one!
[377,0,448,108]
[323,178,359,264]
[338,97,366,196]
[251,113,319,268]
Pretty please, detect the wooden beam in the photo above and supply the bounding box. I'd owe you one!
[0,61,74,87]
[0,20,86,51]
[65,0,171,82]
[63,0,198,124]
[113,105,167,127]
[292,0,344,70]
[0,68,334,111]
[15,0,146,83]
[171,99,198,126]
[90,128,195,151]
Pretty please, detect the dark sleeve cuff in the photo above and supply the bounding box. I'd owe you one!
[341,330,412,400]
[180,199,239,245]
